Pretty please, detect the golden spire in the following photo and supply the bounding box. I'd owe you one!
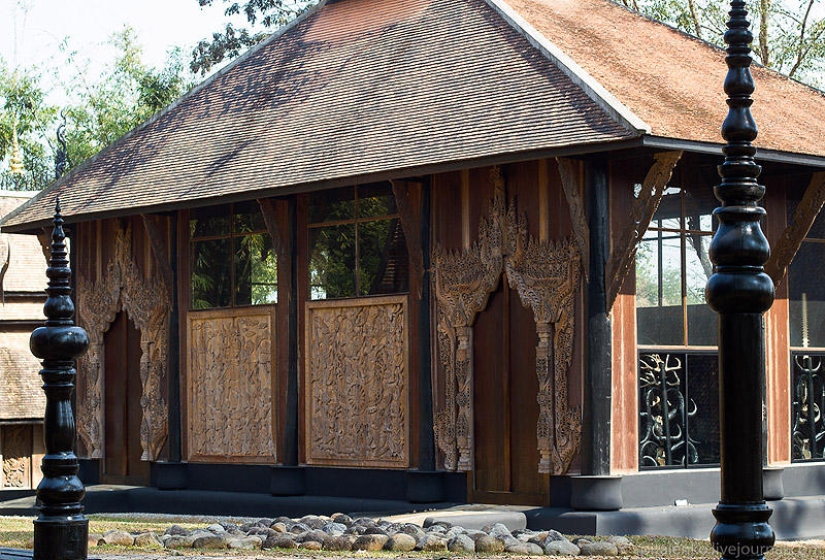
[9,117,24,176]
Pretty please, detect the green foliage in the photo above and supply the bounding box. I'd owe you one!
[191,0,318,74]
[620,0,825,86]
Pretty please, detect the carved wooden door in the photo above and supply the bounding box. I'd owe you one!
[470,276,548,505]
[102,312,150,485]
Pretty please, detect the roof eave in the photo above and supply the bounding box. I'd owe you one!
[486,0,652,136]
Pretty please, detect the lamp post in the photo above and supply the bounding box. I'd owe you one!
[706,1,775,559]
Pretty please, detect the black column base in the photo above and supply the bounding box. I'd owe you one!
[153,462,188,490]
[33,516,88,560]
[711,502,774,560]
[405,470,444,503]
[762,468,784,501]
[270,466,306,496]
[570,475,623,511]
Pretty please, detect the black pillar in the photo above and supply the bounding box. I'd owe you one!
[30,201,90,560]
[168,213,182,463]
[418,178,435,471]
[583,156,611,476]
[283,196,300,466]
[706,2,775,559]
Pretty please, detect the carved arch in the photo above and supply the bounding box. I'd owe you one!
[432,166,583,474]
[76,222,172,461]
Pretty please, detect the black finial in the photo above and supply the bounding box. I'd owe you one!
[707,1,775,559]
[29,203,90,560]
[55,111,68,180]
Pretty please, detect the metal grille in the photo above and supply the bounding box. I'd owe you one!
[791,352,825,461]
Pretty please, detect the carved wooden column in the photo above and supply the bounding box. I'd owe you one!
[30,201,90,560]
[707,2,774,558]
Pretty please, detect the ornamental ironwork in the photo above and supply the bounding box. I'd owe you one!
[638,353,699,467]
[791,351,825,461]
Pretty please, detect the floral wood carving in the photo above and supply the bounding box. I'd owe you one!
[305,296,409,468]
[1,426,30,488]
[433,166,583,475]
[188,310,276,461]
[556,158,589,282]
[76,223,171,460]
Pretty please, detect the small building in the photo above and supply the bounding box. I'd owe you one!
[0,191,46,491]
[3,0,825,532]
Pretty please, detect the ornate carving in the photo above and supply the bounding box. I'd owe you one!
[188,309,276,461]
[765,172,825,286]
[257,198,287,257]
[506,234,582,474]
[391,180,424,299]
[605,151,682,308]
[432,166,583,474]
[76,223,171,460]
[305,296,409,467]
[2,426,31,488]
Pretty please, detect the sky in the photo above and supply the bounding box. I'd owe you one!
[1,0,246,75]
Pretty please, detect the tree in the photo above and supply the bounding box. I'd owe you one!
[191,0,318,75]
[620,0,825,86]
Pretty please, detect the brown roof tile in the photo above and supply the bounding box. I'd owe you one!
[506,0,825,156]
[1,0,633,229]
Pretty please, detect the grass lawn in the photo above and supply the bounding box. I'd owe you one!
[0,515,822,558]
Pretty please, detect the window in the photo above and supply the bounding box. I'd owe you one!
[787,187,825,461]
[190,202,277,309]
[635,182,719,468]
[308,183,408,300]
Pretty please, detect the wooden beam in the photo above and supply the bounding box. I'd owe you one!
[605,151,682,309]
[764,172,825,287]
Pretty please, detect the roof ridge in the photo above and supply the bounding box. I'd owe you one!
[484,0,651,135]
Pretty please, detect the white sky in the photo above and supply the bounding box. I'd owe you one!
[1,0,246,75]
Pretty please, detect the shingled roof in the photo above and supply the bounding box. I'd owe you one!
[3,0,825,231]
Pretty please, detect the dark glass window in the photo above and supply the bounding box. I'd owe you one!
[190,202,277,309]
[308,183,408,300]
[636,185,717,347]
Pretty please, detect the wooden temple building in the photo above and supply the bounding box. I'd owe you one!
[3,0,825,526]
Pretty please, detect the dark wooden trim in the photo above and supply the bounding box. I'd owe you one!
[418,177,435,471]
[764,171,825,287]
[284,196,300,466]
[583,156,612,476]
[167,213,181,463]
[604,151,682,309]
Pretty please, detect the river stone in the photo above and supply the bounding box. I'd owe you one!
[416,533,448,552]
[322,522,347,535]
[270,522,288,533]
[192,534,228,549]
[299,541,323,550]
[206,524,225,533]
[134,532,163,548]
[228,536,263,550]
[364,526,388,536]
[475,535,505,554]
[299,515,328,529]
[164,525,189,537]
[579,540,619,556]
[296,529,327,543]
[290,522,311,534]
[324,534,356,551]
[485,522,513,541]
[448,534,476,553]
[507,542,544,555]
[99,530,134,547]
[608,535,634,554]
[165,535,197,549]
[385,533,417,552]
[544,539,581,556]
[263,535,298,549]
[353,534,389,551]
[331,513,353,526]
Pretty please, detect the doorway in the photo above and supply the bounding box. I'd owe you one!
[470,276,549,505]
[102,311,150,485]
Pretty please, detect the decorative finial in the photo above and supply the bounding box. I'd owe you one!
[55,111,68,180]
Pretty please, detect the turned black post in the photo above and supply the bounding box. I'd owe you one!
[706,2,775,559]
[30,200,90,560]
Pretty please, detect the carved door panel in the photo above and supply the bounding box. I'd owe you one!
[2,425,33,488]
[102,312,150,485]
[470,276,548,505]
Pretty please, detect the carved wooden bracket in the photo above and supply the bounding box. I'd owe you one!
[391,180,424,299]
[557,158,590,282]
[765,172,825,287]
[257,198,287,257]
[76,223,172,461]
[605,151,682,309]
[433,166,583,475]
